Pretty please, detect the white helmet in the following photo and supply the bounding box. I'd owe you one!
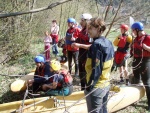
[81,13,92,20]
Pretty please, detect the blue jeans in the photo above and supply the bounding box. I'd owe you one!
[84,86,110,113]
[52,44,58,55]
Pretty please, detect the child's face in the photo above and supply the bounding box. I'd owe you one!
[52,22,56,26]
[68,22,74,28]
[80,19,86,28]
[120,28,126,34]
[45,31,49,36]
[87,25,99,38]
[35,62,41,68]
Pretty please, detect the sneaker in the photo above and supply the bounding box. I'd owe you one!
[126,82,131,86]
[125,79,130,86]
[120,79,124,83]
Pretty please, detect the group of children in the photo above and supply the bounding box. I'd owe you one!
[28,55,73,96]
[28,14,150,112]
[43,20,59,62]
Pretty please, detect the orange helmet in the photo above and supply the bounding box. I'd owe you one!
[120,24,129,31]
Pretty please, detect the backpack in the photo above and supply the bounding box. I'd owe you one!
[60,69,73,87]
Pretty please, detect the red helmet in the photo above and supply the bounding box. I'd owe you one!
[120,24,129,31]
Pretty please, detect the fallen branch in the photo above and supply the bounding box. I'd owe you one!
[0,0,73,18]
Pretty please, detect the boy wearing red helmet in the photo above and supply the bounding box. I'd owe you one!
[113,24,132,85]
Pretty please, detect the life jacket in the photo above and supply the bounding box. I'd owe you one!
[131,34,150,57]
[117,35,127,48]
[76,28,90,45]
[37,65,45,77]
[57,69,73,88]
[65,27,79,51]
[50,34,59,44]
[114,51,128,66]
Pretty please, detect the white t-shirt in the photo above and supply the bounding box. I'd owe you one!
[51,25,59,35]
[44,36,52,46]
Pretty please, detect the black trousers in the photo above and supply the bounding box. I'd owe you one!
[79,58,86,90]
[67,51,79,75]
[132,57,150,107]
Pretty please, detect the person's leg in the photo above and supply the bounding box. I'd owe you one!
[101,86,110,113]
[45,45,50,61]
[132,58,142,84]
[79,60,86,90]
[124,60,129,85]
[54,44,59,56]
[119,66,124,83]
[140,59,150,110]
[86,87,109,113]
[84,90,92,112]
[67,51,73,74]
[73,51,79,76]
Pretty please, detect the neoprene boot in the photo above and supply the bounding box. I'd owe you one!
[120,77,124,83]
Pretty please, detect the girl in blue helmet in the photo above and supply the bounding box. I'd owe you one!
[65,18,81,76]
[131,22,150,112]
[28,55,52,92]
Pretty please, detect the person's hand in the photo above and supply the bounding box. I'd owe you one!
[143,43,150,52]
[118,34,122,39]
[71,43,80,48]
[70,37,76,41]
[28,79,34,86]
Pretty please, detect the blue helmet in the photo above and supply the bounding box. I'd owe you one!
[67,18,76,23]
[131,22,144,31]
[34,55,45,63]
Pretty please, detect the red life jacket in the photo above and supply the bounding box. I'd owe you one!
[37,65,45,77]
[132,35,150,57]
[117,35,127,48]
[50,34,59,43]
[66,27,79,51]
[57,69,73,88]
[114,51,126,66]
[77,28,90,45]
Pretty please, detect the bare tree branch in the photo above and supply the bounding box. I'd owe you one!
[0,0,73,18]
[105,0,123,37]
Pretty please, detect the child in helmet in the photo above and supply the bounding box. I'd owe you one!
[113,24,132,85]
[65,18,80,76]
[28,55,52,92]
[42,60,73,96]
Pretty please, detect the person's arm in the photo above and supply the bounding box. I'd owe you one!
[71,28,80,41]
[113,35,120,46]
[143,44,150,52]
[42,84,53,90]
[71,43,91,50]
[55,26,59,35]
